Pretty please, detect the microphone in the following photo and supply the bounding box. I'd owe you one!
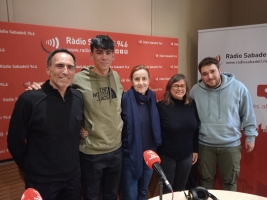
[21,188,43,200]
[143,150,173,192]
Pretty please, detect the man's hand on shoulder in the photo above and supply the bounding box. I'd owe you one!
[26,82,43,91]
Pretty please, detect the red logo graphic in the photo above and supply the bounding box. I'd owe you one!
[21,188,43,200]
[215,55,221,62]
[169,65,178,70]
[154,78,159,82]
[257,85,267,98]
[121,79,125,83]
[143,150,161,169]
[138,40,142,45]
[170,42,178,47]
[154,54,159,59]
[41,37,60,52]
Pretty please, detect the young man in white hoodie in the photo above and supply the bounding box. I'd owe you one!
[190,57,258,191]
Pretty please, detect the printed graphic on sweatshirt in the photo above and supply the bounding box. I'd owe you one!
[93,87,117,101]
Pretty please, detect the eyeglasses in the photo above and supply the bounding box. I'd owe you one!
[171,84,186,89]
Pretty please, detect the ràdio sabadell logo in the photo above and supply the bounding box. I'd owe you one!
[41,37,60,52]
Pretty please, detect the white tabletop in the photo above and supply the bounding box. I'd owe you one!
[148,190,267,200]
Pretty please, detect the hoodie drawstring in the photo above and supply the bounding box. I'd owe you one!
[96,75,101,104]
[108,76,112,105]
[207,90,222,119]
[217,89,221,119]
[207,91,211,117]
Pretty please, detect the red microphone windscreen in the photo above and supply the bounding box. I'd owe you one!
[143,150,161,169]
[21,188,43,200]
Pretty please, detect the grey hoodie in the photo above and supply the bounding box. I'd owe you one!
[72,66,123,154]
[190,72,258,147]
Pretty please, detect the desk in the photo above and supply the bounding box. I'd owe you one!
[148,190,267,200]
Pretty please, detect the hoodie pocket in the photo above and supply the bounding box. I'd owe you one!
[200,123,241,145]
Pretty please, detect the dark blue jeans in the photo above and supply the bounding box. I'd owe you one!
[121,157,153,200]
[80,147,122,200]
[25,171,81,200]
[159,154,192,193]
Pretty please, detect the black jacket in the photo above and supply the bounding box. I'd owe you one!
[7,80,83,183]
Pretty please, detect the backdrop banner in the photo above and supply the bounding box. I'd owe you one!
[198,24,267,197]
[0,21,178,162]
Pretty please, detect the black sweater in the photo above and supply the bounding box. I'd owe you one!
[157,98,199,160]
[7,80,83,183]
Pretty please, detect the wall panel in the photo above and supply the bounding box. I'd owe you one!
[0,0,8,21]
[9,0,152,35]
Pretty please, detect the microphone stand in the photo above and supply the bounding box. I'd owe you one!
[159,178,163,200]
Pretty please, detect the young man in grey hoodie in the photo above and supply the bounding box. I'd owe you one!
[190,57,258,191]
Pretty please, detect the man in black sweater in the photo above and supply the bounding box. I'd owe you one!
[7,48,83,200]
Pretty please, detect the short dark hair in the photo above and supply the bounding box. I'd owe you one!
[198,57,220,73]
[163,74,192,107]
[47,48,76,67]
[90,35,114,52]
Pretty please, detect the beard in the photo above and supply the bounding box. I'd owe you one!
[205,78,221,88]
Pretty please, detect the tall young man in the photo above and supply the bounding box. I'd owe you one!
[72,35,123,200]
[190,57,258,191]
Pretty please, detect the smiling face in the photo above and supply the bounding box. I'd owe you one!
[200,64,221,88]
[131,69,150,95]
[90,48,114,76]
[170,79,186,100]
[46,52,75,95]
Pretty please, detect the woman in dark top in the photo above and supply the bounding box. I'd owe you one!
[157,74,199,193]
[121,65,162,200]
